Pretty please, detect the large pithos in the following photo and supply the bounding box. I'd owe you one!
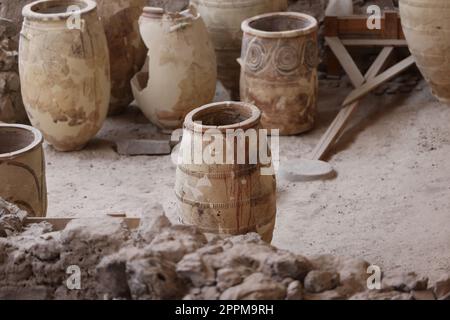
[240,12,319,135]
[399,0,450,103]
[132,6,217,131]
[175,102,277,243]
[95,0,147,115]
[19,0,110,152]
[190,0,287,100]
[0,124,47,217]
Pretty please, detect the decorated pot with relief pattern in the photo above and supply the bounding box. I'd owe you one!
[240,12,319,135]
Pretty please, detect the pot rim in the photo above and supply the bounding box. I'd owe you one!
[141,6,200,22]
[0,124,43,159]
[184,101,261,132]
[23,0,96,21]
[242,12,318,38]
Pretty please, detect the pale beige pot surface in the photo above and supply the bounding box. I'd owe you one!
[190,0,287,99]
[95,0,147,115]
[400,0,450,103]
[240,12,319,135]
[133,6,217,131]
[0,124,47,217]
[19,0,111,152]
[175,101,277,243]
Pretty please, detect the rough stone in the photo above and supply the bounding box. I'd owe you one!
[310,255,370,296]
[304,270,340,293]
[220,273,287,300]
[96,248,136,300]
[304,289,346,300]
[0,199,443,301]
[150,225,208,263]
[0,286,52,300]
[433,275,450,300]
[176,251,216,288]
[136,205,172,245]
[262,251,313,281]
[350,291,413,300]
[126,252,186,300]
[382,272,429,292]
[0,198,27,237]
[217,268,245,291]
[286,281,304,300]
[411,290,436,300]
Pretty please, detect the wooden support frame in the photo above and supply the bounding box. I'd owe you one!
[311,37,415,161]
[324,11,405,41]
[324,11,406,75]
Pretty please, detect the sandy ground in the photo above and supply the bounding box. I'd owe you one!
[44,79,450,282]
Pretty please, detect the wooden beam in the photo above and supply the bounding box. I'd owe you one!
[311,101,361,161]
[383,11,399,39]
[24,217,141,231]
[311,47,395,161]
[325,37,365,87]
[364,47,394,80]
[343,56,416,106]
[340,39,408,47]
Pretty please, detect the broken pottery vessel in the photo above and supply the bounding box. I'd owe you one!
[399,0,450,103]
[19,0,110,152]
[95,0,147,115]
[240,12,319,135]
[132,6,217,131]
[191,0,288,100]
[175,102,277,243]
[0,124,47,217]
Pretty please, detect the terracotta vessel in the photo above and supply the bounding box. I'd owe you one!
[191,0,287,100]
[132,6,217,131]
[175,101,277,243]
[0,124,47,217]
[95,0,147,115]
[19,0,110,151]
[240,12,319,135]
[399,0,450,103]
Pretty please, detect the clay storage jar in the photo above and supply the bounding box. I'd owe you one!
[19,0,110,152]
[175,102,277,243]
[132,6,217,131]
[240,12,319,135]
[399,0,450,103]
[190,0,288,100]
[95,0,147,115]
[0,124,47,217]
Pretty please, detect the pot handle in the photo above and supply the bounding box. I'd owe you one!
[169,4,197,33]
[236,58,243,68]
[20,30,31,41]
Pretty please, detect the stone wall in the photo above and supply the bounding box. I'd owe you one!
[1,199,449,300]
[0,0,32,123]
